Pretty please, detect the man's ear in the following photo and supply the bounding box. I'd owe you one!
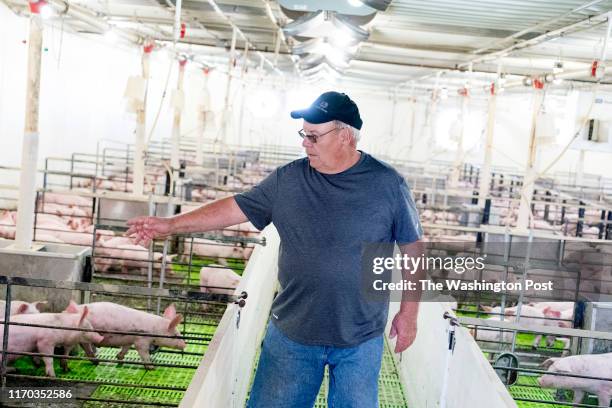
[339,127,351,145]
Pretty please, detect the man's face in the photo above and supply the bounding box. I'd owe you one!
[302,121,344,173]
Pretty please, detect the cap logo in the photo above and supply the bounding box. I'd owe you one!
[316,101,329,113]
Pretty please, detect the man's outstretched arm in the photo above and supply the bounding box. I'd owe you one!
[126,196,248,246]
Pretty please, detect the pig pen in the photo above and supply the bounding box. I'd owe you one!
[180,226,516,408]
[0,198,261,407]
[449,229,612,408]
[0,273,245,407]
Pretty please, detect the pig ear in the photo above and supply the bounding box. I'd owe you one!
[16,304,29,314]
[504,309,516,316]
[65,300,80,314]
[34,301,47,312]
[163,304,177,320]
[168,314,183,331]
[480,306,492,312]
[79,306,89,326]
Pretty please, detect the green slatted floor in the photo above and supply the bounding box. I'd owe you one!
[510,375,603,408]
[246,336,409,408]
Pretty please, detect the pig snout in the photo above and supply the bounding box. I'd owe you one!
[537,375,553,388]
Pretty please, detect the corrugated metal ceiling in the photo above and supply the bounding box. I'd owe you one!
[1,0,611,90]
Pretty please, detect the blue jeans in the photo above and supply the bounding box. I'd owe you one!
[247,322,383,408]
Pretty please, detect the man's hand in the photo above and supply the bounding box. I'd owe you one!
[389,310,418,353]
[126,216,173,246]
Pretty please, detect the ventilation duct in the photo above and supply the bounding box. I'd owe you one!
[279,1,383,78]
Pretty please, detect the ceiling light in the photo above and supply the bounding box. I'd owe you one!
[348,0,364,6]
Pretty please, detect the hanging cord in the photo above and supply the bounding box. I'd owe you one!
[146,57,175,146]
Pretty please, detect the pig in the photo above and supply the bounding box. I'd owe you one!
[185,239,246,264]
[35,213,70,229]
[0,300,46,316]
[42,203,90,218]
[41,193,92,211]
[0,307,103,377]
[94,240,173,274]
[199,265,241,311]
[115,244,174,274]
[199,264,241,296]
[529,302,574,312]
[83,224,114,237]
[0,210,16,239]
[469,311,516,345]
[36,227,92,246]
[538,353,612,406]
[501,305,571,351]
[63,301,186,369]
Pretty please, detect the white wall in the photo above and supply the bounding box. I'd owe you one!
[2,3,612,185]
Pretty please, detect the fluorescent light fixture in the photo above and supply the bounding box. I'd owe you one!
[348,0,364,6]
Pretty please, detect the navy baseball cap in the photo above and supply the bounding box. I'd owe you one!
[290,91,363,130]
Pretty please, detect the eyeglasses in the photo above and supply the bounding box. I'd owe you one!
[297,127,337,144]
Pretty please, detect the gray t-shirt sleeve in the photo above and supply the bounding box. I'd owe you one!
[233,169,278,230]
[393,176,423,244]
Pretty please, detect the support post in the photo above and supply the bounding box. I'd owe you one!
[171,59,186,170]
[133,42,153,196]
[478,63,501,207]
[196,69,210,166]
[450,64,472,187]
[516,87,545,231]
[219,28,237,144]
[237,45,250,147]
[15,13,44,250]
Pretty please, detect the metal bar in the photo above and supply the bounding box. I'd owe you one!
[0,276,243,303]
[1,282,12,388]
[460,316,612,340]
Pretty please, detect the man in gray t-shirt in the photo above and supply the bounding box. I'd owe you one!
[127,92,423,407]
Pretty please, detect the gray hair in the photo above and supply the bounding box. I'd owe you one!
[334,120,360,143]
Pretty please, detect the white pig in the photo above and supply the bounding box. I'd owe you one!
[0,211,16,239]
[63,301,186,369]
[185,239,245,265]
[199,264,241,296]
[0,308,103,377]
[538,353,612,406]
[199,265,241,311]
[495,305,571,351]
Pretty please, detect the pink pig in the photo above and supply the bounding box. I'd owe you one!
[64,301,186,369]
[0,307,103,377]
[539,353,612,406]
